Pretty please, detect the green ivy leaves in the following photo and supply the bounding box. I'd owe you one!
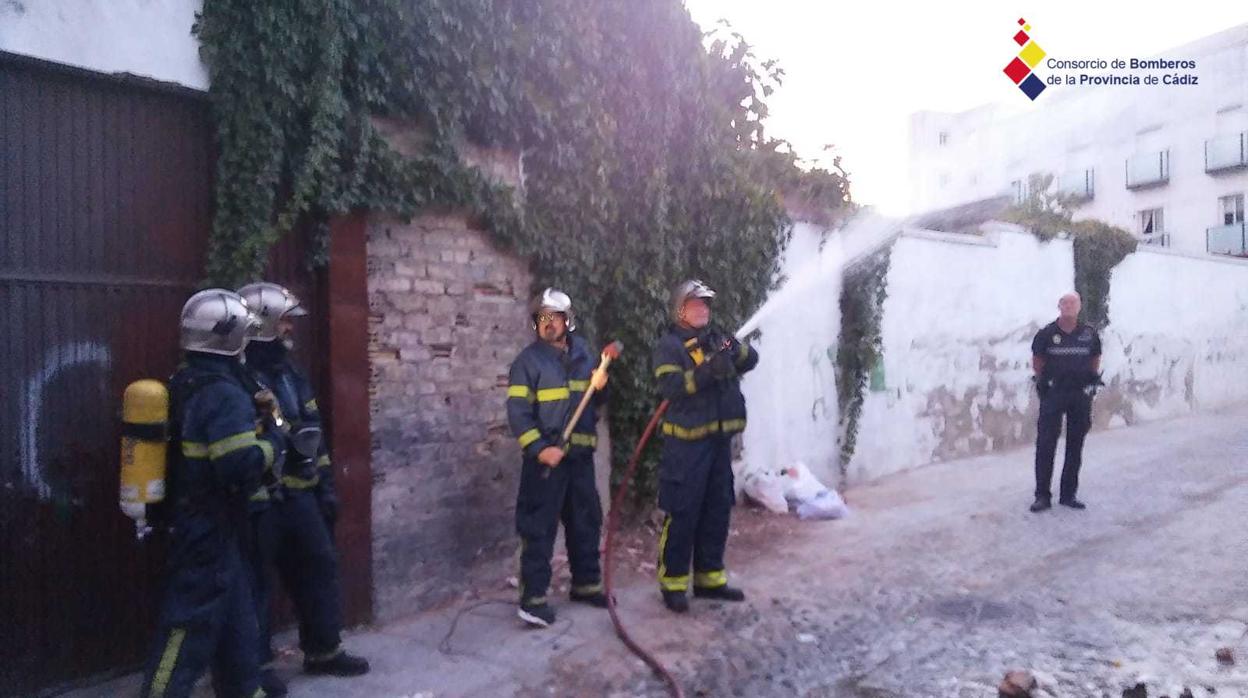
[1003,174,1137,329]
[836,248,890,477]
[195,0,852,496]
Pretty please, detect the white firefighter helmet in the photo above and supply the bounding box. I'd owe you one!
[530,287,576,332]
[180,289,261,356]
[236,282,308,341]
[669,279,716,322]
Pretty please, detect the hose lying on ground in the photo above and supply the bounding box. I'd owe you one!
[602,399,684,698]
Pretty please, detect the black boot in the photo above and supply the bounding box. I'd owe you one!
[569,588,610,608]
[1059,497,1087,510]
[693,585,746,602]
[1029,496,1051,513]
[303,649,370,676]
[661,590,689,613]
[260,668,287,696]
[518,602,557,628]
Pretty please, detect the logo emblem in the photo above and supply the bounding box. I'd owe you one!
[1052,334,1062,344]
[1003,18,1047,101]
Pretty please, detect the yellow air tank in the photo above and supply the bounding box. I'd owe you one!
[120,379,169,539]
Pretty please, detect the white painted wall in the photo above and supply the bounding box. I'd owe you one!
[739,222,844,487]
[1100,246,1248,423]
[737,212,906,487]
[849,225,1073,482]
[848,224,1248,484]
[0,0,208,90]
[744,219,1248,488]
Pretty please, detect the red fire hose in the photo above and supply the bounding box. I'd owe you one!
[602,399,685,698]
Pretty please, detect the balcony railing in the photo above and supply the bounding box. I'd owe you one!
[1205,132,1247,173]
[1058,168,1094,201]
[1139,231,1170,248]
[1125,149,1170,189]
[1207,222,1247,256]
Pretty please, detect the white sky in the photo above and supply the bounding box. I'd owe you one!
[683,1,1248,216]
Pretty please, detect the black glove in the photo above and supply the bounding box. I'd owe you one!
[1032,375,1051,399]
[708,350,737,380]
[1083,371,1105,397]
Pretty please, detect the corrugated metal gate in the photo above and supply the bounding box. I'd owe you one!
[0,53,345,695]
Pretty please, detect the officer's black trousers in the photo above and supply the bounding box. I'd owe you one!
[141,538,261,698]
[1034,388,1093,501]
[657,434,734,592]
[515,450,603,605]
[247,489,344,663]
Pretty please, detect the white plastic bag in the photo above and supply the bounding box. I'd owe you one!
[781,461,827,504]
[796,489,850,520]
[741,470,789,514]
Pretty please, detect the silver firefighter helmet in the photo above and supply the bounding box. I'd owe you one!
[529,287,577,332]
[180,289,262,356]
[669,279,716,322]
[236,282,308,342]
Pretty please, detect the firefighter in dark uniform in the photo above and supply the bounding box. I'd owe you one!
[237,283,369,691]
[140,289,283,698]
[1030,291,1103,513]
[506,288,610,628]
[652,279,758,613]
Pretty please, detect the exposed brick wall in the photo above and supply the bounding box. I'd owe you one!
[366,211,535,618]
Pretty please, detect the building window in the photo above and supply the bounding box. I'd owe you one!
[1138,207,1168,246]
[938,131,949,146]
[1011,179,1026,204]
[1219,193,1245,225]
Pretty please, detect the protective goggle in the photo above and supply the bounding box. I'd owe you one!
[535,311,567,324]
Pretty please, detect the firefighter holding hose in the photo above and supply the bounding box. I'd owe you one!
[507,288,611,627]
[652,279,758,613]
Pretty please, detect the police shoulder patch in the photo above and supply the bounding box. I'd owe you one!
[1052,334,1062,344]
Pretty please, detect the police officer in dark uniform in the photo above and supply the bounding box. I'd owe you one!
[140,289,284,698]
[652,279,758,613]
[237,283,368,690]
[506,288,609,628]
[1030,292,1103,513]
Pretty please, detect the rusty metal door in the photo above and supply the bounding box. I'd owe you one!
[1,52,215,695]
[0,53,344,695]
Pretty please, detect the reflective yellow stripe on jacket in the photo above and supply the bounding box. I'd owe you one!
[660,419,748,440]
[507,385,533,402]
[518,428,541,449]
[654,364,681,378]
[536,387,570,402]
[182,431,271,467]
[281,473,320,490]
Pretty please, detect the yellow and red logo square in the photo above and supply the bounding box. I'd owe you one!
[1003,18,1047,100]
